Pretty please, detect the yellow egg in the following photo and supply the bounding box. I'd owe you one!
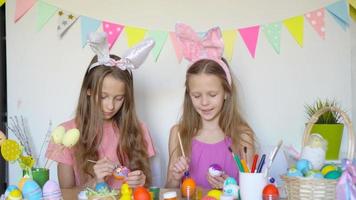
[62,128,80,147]
[8,189,22,200]
[207,189,222,199]
[1,139,21,161]
[51,126,65,144]
[0,130,6,145]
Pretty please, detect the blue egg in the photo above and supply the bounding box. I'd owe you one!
[287,167,303,177]
[22,180,42,200]
[296,159,312,175]
[223,177,237,187]
[5,185,18,197]
[95,182,109,192]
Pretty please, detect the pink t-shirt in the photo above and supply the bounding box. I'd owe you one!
[45,119,155,188]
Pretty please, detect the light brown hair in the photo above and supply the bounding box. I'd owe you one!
[74,55,151,186]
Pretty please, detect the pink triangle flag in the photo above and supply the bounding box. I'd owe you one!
[14,0,36,22]
[102,21,125,50]
[238,25,260,58]
[305,8,326,40]
[169,32,183,63]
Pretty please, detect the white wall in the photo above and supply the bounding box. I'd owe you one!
[6,0,353,187]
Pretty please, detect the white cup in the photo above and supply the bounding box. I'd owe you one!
[239,172,267,200]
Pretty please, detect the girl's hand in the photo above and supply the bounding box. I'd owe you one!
[93,157,116,182]
[171,156,190,181]
[206,173,228,189]
[126,170,146,188]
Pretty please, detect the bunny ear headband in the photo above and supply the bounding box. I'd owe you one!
[175,23,232,86]
[87,32,155,71]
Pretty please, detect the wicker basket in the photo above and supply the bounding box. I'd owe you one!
[281,106,355,200]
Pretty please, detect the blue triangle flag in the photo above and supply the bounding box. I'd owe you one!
[326,0,350,30]
[80,16,101,47]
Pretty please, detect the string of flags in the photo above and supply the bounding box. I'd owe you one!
[2,0,355,62]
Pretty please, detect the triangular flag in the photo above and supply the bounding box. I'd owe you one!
[37,1,58,31]
[14,0,36,22]
[326,0,350,30]
[351,3,356,22]
[147,30,168,62]
[57,10,78,38]
[350,0,356,8]
[238,25,260,58]
[283,16,304,47]
[305,8,326,40]
[125,26,147,47]
[102,21,124,50]
[261,22,282,54]
[0,0,5,7]
[169,32,183,63]
[222,30,237,61]
[80,16,101,47]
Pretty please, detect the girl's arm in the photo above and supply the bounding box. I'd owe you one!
[165,125,189,188]
[58,163,75,188]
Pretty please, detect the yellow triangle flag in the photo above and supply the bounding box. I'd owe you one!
[125,26,147,47]
[0,0,5,7]
[283,16,304,47]
[350,0,356,21]
[222,30,237,62]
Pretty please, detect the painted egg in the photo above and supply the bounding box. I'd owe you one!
[208,164,223,177]
[133,186,150,200]
[43,180,62,200]
[51,126,65,144]
[321,164,338,176]
[223,184,239,199]
[181,177,196,197]
[262,184,279,196]
[95,182,109,192]
[112,166,130,180]
[286,167,303,177]
[8,189,22,200]
[1,139,22,161]
[0,130,6,145]
[207,189,222,199]
[62,128,80,147]
[324,170,342,179]
[5,185,18,198]
[296,159,312,174]
[223,177,237,187]
[18,177,30,191]
[22,180,42,200]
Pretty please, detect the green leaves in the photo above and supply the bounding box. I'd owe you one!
[305,99,342,124]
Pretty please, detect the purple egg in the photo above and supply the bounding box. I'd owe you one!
[208,164,223,176]
[43,180,62,200]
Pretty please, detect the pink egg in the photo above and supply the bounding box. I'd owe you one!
[43,180,62,200]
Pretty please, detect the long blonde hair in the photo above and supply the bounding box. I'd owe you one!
[177,59,255,158]
[74,55,151,186]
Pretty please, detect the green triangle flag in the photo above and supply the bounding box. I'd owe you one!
[37,1,58,31]
[262,22,282,54]
[147,30,168,62]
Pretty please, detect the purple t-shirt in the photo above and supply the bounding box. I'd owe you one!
[189,137,239,189]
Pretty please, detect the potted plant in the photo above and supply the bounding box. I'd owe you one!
[305,99,344,160]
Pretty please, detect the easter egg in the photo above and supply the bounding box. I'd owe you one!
[296,159,312,174]
[95,182,109,192]
[113,166,130,180]
[133,186,150,200]
[8,189,22,200]
[223,184,239,199]
[181,177,196,197]
[208,164,223,177]
[22,180,42,200]
[223,177,237,187]
[286,168,303,177]
[324,170,342,179]
[51,126,65,144]
[18,177,30,191]
[43,180,62,200]
[1,139,21,161]
[0,130,6,145]
[321,164,338,176]
[262,184,279,196]
[5,185,18,197]
[207,189,222,199]
[62,128,80,147]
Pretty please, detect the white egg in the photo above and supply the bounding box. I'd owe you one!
[62,129,80,147]
[51,126,65,144]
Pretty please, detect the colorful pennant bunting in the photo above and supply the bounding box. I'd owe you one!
[326,0,350,30]
[169,32,184,63]
[14,0,36,22]
[57,10,78,38]
[283,16,304,47]
[102,21,124,50]
[37,1,58,31]
[80,16,101,47]
[222,30,237,61]
[238,25,260,58]
[125,26,147,47]
[351,3,356,21]
[262,22,282,54]
[147,30,168,62]
[305,8,326,40]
